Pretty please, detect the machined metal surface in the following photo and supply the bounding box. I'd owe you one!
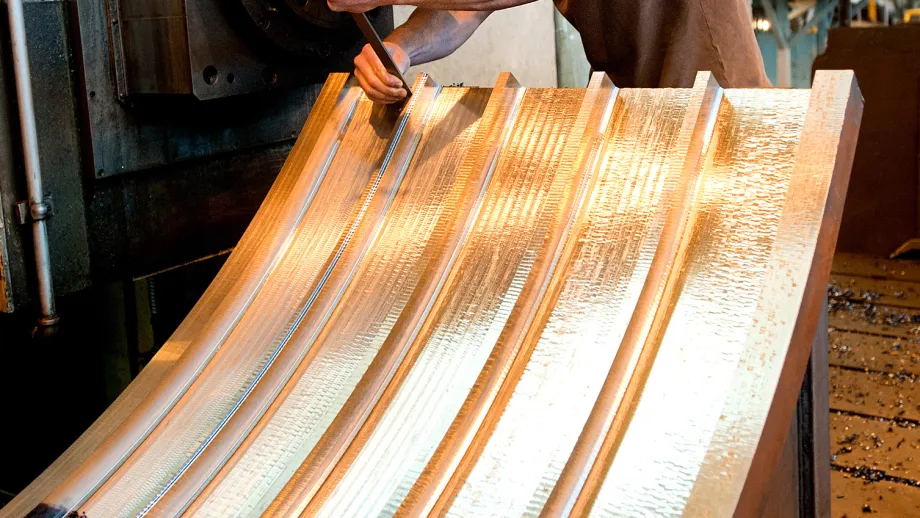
[5,70,861,518]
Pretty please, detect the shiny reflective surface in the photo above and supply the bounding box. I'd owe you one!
[590,87,812,518]
[4,71,862,518]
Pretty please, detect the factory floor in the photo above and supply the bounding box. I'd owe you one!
[828,253,920,516]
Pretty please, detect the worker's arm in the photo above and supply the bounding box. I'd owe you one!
[331,0,532,13]
[352,8,491,103]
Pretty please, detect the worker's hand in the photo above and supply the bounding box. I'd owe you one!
[353,42,410,104]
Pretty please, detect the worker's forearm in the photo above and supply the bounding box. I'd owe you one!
[386,9,491,66]
[393,0,533,11]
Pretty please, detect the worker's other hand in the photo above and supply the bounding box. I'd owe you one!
[353,42,410,104]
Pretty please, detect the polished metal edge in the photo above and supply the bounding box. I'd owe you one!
[686,70,863,518]
[137,74,444,517]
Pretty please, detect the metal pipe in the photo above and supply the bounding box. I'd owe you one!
[840,0,851,26]
[7,0,59,326]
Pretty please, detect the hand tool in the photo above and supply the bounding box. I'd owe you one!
[351,12,413,98]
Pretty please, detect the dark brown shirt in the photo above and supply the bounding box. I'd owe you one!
[554,0,772,88]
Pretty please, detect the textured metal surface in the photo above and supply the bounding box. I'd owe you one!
[5,70,861,518]
[5,0,93,307]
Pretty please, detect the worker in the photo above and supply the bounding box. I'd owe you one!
[328,0,771,103]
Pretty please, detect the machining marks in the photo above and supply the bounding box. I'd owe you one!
[78,79,423,517]
[308,85,588,518]
[682,71,864,518]
[15,74,362,518]
[262,74,528,518]
[444,81,707,518]
[588,87,813,517]
[184,86,493,518]
[7,71,863,518]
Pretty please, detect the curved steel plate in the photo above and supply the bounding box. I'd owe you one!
[4,70,862,518]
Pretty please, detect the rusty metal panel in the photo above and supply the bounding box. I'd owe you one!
[3,70,862,518]
[0,13,19,314]
[813,26,920,257]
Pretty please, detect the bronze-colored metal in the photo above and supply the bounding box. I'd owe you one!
[3,70,862,518]
[0,72,360,518]
[542,72,723,518]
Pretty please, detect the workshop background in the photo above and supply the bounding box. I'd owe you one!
[0,0,919,515]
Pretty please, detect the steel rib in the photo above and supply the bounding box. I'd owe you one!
[262,73,528,518]
[309,87,587,518]
[444,85,697,518]
[682,70,863,518]
[544,72,724,518]
[397,72,619,517]
[135,74,443,517]
[78,81,422,517]
[588,86,815,517]
[182,85,491,518]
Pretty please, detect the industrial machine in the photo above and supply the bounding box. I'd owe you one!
[0,0,392,314]
[0,0,391,502]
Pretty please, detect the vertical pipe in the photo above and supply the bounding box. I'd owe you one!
[7,0,59,326]
[777,47,792,88]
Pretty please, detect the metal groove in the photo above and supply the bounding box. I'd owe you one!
[588,86,818,517]
[183,85,492,518]
[308,86,587,518]
[73,84,381,518]
[266,73,528,518]
[133,75,444,518]
[400,72,620,518]
[25,74,361,518]
[164,76,449,517]
[77,76,436,518]
[553,72,725,518]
